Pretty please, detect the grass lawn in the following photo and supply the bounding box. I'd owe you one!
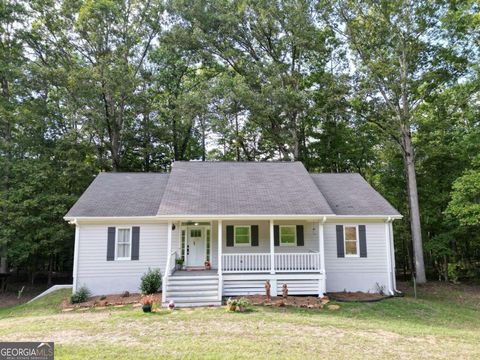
[0,282,479,359]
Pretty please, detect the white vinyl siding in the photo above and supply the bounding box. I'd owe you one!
[76,223,178,295]
[324,223,389,293]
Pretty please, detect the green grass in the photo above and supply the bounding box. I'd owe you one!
[0,283,479,359]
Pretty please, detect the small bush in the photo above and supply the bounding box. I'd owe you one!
[71,286,91,304]
[140,268,162,295]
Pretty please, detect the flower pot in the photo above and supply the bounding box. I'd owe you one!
[142,304,152,313]
[238,305,246,313]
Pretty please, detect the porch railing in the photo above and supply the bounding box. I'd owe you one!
[221,252,321,273]
[275,253,320,272]
[166,251,177,276]
[222,253,271,273]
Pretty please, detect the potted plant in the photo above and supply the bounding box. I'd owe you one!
[237,298,250,312]
[176,258,184,270]
[226,298,238,312]
[204,260,211,270]
[140,294,156,313]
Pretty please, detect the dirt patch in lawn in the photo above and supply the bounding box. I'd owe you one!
[63,293,160,309]
[0,283,49,308]
[327,291,388,302]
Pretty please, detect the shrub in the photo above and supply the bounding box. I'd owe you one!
[71,286,91,304]
[140,268,162,294]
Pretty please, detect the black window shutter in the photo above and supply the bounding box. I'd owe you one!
[107,227,115,261]
[336,225,345,258]
[131,226,140,260]
[296,225,304,246]
[274,225,280,246]
[251,225,259,246]
[359,225,367,257]
[226,225,234,247]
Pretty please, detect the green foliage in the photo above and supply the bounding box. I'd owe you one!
[1,0,479,283]
[140,268,162,295]
[446,158,480,227]
[71,286,91,304]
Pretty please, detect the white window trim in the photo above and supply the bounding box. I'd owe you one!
[343,224,360,257]
[279,225,297,246]
[234,225,251,246]
[116,227,132,260]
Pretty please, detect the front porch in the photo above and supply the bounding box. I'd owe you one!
[162,218,327,306]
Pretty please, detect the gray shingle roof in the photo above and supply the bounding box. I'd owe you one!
[157,161,334,215]
[65,172,169,217]
[65,163,400,218]
[310,173,400,216]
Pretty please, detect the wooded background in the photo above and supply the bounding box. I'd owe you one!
[1,0,479,284]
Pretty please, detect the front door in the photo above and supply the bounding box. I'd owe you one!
[186,227,206,267]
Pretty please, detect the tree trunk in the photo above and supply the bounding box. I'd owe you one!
[401,127,426,283]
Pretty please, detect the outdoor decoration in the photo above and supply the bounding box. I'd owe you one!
[204,261,211,270]
[140,295,156,313]
[168,300,175,310]
[282,284,288,299]
[264,280,271,301]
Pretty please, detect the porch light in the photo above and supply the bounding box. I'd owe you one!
[194,222,199,226]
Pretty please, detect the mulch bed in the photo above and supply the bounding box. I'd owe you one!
[327,291,388,302]
[62,293,161,309]
[232,295,331,309]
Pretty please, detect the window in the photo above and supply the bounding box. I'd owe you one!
[181,230,186,260]
[190,229,201,237]
[234,226,251,246]
[280,225,296,246]
[344,225,359,256]
[206,229,211,261]
[116,228,131,260]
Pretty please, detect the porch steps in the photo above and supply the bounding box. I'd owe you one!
[163,274,221,308]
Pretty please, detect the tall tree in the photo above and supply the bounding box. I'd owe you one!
[173,0,338,160]
[320,0,467,283]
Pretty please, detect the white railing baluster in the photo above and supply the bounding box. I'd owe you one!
[221,252,321,273]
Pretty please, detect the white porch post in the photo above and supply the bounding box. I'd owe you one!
[72,222,80,294]
[269,219,277,296]
[167,221,173,275]
[217,220,223,300]
[162,221,173,305]
[319,217,326,297]
[269,219,275,275]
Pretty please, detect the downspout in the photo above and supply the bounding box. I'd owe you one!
[71,219,80,294]
[386,217,401,295]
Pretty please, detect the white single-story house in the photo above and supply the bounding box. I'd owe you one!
[64,161,401,307]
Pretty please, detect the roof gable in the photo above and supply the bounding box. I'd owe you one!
[157,162,334,215]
